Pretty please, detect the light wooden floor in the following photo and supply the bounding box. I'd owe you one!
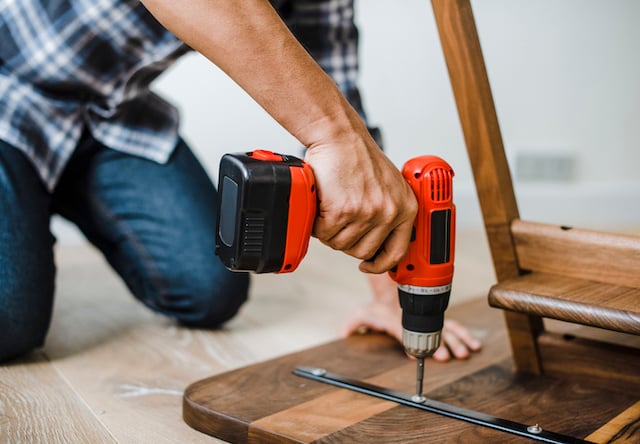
[0,230,498,443]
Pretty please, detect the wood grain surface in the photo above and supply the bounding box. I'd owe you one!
[537,332,640,396]
[183,297,640,443]
[512,220,640,288]
[587,401,640,444]
[430,0,545,375]
[314,360,638,444]
[431,0,520,277]
[431,0,640,382]
[184,297,510,443]
[0,352,115,443]
[490,272,640,334]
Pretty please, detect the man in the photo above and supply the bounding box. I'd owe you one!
[0,0,478,362]
[271,1,480,360]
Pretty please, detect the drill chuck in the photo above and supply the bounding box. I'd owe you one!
[402,330,442,358]
[398,283,451,358]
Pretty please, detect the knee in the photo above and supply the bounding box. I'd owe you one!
[0,287,52,363]
[149,263,250,329]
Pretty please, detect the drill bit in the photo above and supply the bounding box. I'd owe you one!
[413,357,426,403]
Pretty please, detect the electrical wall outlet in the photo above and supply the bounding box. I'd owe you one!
[514,151,577,182]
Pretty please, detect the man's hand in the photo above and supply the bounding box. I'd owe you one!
[340,273,482,361]
[140,0,417,273]
[304,133,417,274]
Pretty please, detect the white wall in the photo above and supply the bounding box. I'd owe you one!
[356,0,640,177]
[355,0,640,229]
[54,0,640,243]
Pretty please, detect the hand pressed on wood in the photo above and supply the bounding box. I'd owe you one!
[340,273,482,362]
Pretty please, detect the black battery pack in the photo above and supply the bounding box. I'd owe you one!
[216,151,305,273]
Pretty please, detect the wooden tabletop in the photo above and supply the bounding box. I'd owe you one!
[182,297,640,443]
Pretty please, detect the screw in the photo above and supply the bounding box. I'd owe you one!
[310,368,327,376]
[527,424,543,434]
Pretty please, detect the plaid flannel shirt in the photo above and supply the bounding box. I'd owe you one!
[0,0,364,192]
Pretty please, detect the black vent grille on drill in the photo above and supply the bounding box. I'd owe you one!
[430,168,453,202]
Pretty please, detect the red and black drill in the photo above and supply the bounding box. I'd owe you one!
[215,150,455,399]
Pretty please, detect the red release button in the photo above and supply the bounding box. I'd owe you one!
[250,150,283,161]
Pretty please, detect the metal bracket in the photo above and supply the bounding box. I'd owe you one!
[294,366,593,444]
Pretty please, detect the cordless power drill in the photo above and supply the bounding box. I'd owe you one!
[215,150,455,399]
[388,155,455,401]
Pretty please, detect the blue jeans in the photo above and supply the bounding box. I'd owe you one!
[0,133,249,362]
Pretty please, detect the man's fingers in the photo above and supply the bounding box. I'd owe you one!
[340,303,403,342]
[342,305,483,364]
[316,218,411,273]
[441,329,470,360]
[444,319,482,351]
[431,320,483,362]
[432,345,452,362]
[315,205,400,259]
[320,221,375,255]
[359,221,413,273]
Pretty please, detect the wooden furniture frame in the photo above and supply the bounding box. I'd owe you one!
[432,0,640,375]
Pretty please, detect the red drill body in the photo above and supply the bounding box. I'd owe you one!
[388,155,456,399]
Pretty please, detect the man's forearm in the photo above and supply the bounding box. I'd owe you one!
[141,0,364,147]
[142,0,417,273]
